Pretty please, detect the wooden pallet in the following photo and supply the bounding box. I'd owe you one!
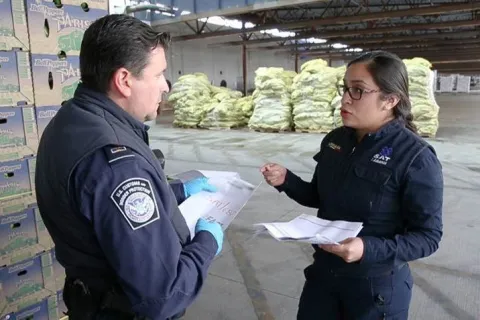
[420,133,436,138]
[249,128,293,133]
[200,125,245,131]
[172,123,199,129]
[296,129,330,134]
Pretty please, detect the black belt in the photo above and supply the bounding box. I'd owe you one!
[64,277,186,320]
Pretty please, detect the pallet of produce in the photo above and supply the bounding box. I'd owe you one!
[291,59,338,132]
[248,67,296,132]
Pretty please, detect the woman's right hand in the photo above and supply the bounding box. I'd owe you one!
[260,163,287,187]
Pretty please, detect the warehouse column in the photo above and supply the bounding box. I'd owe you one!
[243,43,247,96]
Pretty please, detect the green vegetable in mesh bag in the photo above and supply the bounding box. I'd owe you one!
[332,66,346,128]
[300,59,329,73]
[403,57,439,137]
[169,73,212,127]
[211,86,243,102]
[236,96,254,120]
[291,59,339,131]
[199,99,246,129]
[199,86,247,129]
[248,67,296,131]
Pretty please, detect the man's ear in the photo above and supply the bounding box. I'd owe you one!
[111,67,133,98]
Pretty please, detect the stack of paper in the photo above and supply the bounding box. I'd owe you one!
[255,214,363,245]
[171,170,260,238]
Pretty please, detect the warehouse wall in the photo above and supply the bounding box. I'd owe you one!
[167,38,295,92]
[165,38,348,92]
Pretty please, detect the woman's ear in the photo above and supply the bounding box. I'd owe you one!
[383,94,400,111]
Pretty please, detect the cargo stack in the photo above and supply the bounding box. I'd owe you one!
[0,0,108,318]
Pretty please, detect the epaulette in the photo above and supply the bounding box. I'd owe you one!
[104,145,136,164]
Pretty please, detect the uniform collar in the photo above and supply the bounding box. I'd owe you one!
[345,118,404,142]
[74,84,150,143]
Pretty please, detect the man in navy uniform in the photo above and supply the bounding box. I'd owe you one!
[35,14,223,320]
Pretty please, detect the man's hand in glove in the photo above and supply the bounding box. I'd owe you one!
[183,177,217,198]
[195,218,224,256]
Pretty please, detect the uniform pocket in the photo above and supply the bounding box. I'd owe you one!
[353,165,392,186]
[404,268,414,290]
[369,273,394,313]
[344,164,392,215]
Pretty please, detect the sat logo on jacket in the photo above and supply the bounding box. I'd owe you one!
[371,146,392,165]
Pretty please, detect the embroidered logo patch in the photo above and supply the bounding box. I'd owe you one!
[371,146,393,165]
[328,142,342,152]
[111,178,160,230]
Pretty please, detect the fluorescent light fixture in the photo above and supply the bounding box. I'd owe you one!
[261,28,295,38]
[332,43,348,49]
[304,37,327,44]
[197,16,254,29]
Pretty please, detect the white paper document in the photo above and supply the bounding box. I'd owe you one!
[254,214,363,245]
[171,170,260,238]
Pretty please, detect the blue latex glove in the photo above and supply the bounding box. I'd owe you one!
[195,218,224,256]
[183,177,217,198]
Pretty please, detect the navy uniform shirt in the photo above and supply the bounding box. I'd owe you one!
[70,144,218,319]
[277,120,443,275]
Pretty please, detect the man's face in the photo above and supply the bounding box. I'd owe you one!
[129,47,169,122]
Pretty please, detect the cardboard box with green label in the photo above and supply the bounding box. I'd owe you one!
[0,51,34,107]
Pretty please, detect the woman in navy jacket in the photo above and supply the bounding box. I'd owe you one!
[261,51,443,320]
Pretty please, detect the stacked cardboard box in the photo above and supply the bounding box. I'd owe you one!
[0,0,109,318]
[28,0,109,128]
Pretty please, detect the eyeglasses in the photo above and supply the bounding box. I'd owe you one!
[337,84,380,100]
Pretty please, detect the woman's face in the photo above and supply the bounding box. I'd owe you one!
[340,62,396,134]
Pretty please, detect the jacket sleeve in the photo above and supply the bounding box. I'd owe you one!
[169,179,186,205]
[73,148,217,319]
[360,147,444,265]
[275,168,320,209]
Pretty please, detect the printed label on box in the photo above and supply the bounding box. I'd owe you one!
[26,0,108,55]
[3,293,58,320]
[0,51,34,107]
[8,298,48,320]
[0,107,39,162]
[0,206,54,267]
[0,208,37,258]
[56,0,109,10]
[0,252,55,314]
[0,0,30,51]
[35,106,61,139]
[0,157,35,202]
[0,256,44,304]
[31,54,79,107]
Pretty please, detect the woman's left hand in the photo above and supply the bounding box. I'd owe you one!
[320,237,364,263]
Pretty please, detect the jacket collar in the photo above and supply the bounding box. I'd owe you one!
[73,84,150,143]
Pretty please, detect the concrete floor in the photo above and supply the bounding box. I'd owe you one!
[148,94,480,320]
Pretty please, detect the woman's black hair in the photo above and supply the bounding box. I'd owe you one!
[347,50,417,134]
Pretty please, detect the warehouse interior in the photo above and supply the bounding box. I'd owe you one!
[1,0,480,319]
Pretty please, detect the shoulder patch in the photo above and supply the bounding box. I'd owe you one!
[110,178,160,230]
[104,145,135,164]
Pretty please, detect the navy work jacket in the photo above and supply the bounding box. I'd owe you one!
[278,120,443,276]
[35,85,217,319]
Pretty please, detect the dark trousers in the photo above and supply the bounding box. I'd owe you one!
[297,263,413,320]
